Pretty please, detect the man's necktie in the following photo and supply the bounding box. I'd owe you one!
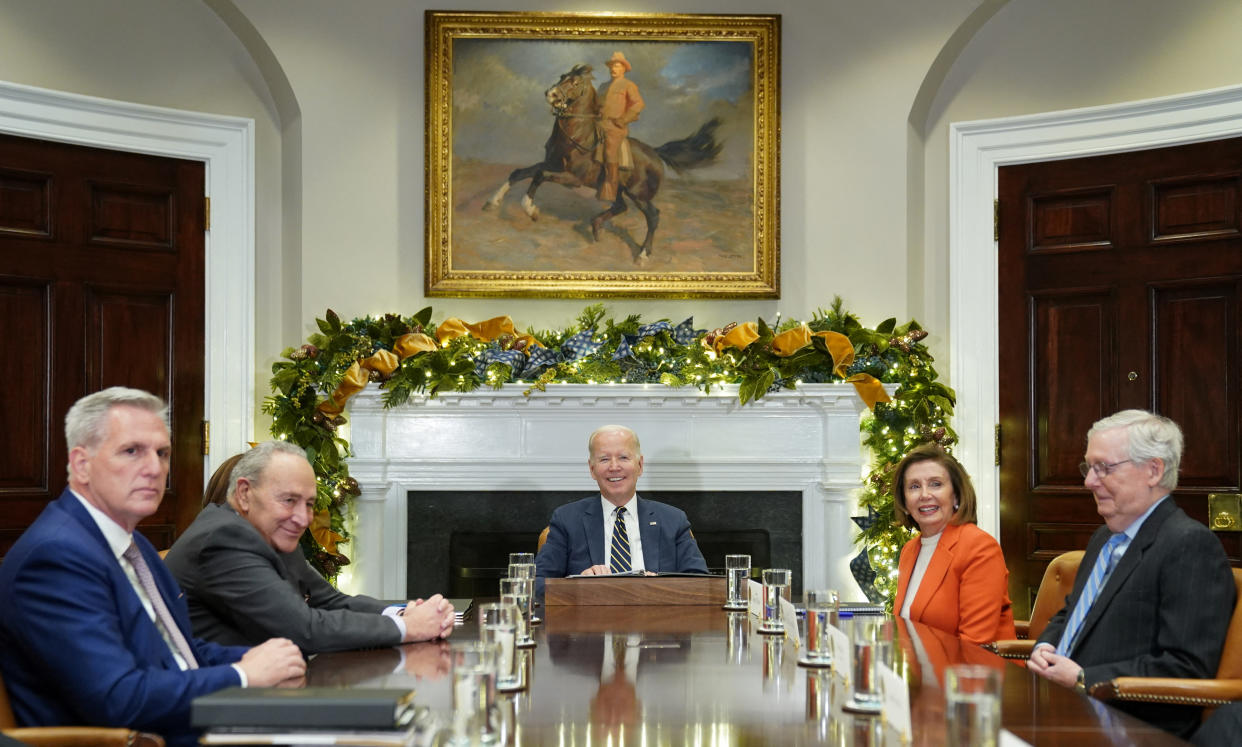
[1055,533,1128,656]
[123,542,199,669]
[609,507,632,573]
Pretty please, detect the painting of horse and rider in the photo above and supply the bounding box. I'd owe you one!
[425,13,779,297]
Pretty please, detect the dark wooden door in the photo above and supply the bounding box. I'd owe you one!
[999,137,1242,617]
[0,133,205,555]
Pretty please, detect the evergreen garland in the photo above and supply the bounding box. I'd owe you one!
[263,298,954,603]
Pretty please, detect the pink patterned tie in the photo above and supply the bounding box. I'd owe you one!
[123,541,199,669]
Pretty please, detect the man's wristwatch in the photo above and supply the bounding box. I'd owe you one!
[1074,669,1087,695]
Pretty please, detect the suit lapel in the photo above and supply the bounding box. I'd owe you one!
[635,497,660,572]
[910,524,959,620]
[1073,499,1176,650]
[583,499,605,566]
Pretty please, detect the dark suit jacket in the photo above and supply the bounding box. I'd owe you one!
[0,491,247,747]
[535,496,708,581]
[1036,498,1235,738]
[164,503,400,654]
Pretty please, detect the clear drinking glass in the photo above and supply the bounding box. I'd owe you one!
[723,554,751,610]
[450,641,498,745]
[507,559,540,625]
[945,664,1002,747]
[847,616,893,712]
[508,552,535,566]
[499,576,535,648]
[799,589,839,667]
[759,568,791,634]
[478,602,520,691]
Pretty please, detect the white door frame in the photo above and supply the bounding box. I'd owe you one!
[949,84,1242,539]
[0,80,256,477]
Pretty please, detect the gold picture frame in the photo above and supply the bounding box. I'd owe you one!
[425,11,780,298]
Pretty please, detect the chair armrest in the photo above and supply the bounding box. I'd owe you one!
[4,727,165,747]
[1013,620,1030,640]
[1089,678,1242,708]
[985,639,1035,660]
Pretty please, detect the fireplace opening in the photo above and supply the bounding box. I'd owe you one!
[409,490,802,599]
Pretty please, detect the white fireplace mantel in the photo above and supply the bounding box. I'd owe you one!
[341,383,889,600]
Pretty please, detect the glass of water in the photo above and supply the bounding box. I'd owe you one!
[499,576,535,648]
[507,558,540,625]
[450,641,498,745]
[758,568,791,634]
[478,602,520,692]
[723,554,751,610]
[846,616,893,712]
[945,664,1001,747]
[799,589,838,667]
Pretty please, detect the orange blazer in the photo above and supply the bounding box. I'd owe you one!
[893,522,1016,645]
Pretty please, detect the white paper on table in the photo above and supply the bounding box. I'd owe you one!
[828,624,851,677]
[879,664,910,741]
[781,596,800,647]
[1000,729,1034,747]
[747,579,763,618]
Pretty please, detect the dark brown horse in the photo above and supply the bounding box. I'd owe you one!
[483,64,721,262]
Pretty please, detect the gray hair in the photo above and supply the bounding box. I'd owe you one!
[588,424,642,457]
[227,440,311,500]
[1088,409,1183,490]
[65,387,167,451]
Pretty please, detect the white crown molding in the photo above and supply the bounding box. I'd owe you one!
[950,84,1242,539]
[0,80,256,477]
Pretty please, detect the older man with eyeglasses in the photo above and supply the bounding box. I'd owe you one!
[1027,410,1235,739]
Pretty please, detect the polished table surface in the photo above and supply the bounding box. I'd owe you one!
[305,605,1189,746]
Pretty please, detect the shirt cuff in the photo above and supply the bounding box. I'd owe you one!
[382,606,407,639]
[231,663,248,688]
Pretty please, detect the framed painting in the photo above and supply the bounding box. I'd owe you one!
[425,11,780,298]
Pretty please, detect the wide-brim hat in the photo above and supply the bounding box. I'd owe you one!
[605,51,632,72]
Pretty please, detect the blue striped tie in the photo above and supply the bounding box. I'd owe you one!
[609,507,632,573]
[1056,533,1127,656]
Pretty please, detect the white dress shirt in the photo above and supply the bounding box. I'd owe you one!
[602,495,645,572]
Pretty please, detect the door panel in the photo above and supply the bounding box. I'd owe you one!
[0,133,205,556]
[1000,137,1242,616]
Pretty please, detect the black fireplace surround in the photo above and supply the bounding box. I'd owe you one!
[407,490,803,599]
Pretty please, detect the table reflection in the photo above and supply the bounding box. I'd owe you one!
[300,607,1185,746]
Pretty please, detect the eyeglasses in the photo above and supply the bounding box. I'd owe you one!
[1078,459,1132,478]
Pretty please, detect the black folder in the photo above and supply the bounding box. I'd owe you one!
[191,687,416,730]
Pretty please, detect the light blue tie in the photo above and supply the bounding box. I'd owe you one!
[609,507,632,573]
[1056,533,1128,656]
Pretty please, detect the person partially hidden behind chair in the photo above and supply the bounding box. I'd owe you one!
[1028,410,1235,739]
[165,441,455,654]
[0,387,306,747]
[535,425,708,581]
[890,444,1016,645]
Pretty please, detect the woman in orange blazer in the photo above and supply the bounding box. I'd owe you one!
[891,444,1016,645]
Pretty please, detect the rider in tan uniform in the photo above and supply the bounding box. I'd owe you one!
[596,51,645,202]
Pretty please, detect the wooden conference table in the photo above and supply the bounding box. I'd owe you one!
[305,603,1188,746]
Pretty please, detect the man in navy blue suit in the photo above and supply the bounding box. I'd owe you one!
[535,425,708,581]
[0,387,306,747]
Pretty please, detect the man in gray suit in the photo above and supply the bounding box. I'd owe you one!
[165,441,454,654]
[1029,410,1235,738]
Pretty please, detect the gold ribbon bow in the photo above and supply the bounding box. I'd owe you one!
[311,510,345,555]
[769,325,889,410]
[435,315,516,344]
[712,322,759,355]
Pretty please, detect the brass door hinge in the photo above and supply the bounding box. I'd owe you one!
[993,199,999,242]
[994,423,1001,466]
[201,420,210,456]
[205,197,211,231]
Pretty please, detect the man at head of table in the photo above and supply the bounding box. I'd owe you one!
[1028,409,1235,739]
[0,387,306,747]
[165,440,455,654]
[535,424,708,580]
